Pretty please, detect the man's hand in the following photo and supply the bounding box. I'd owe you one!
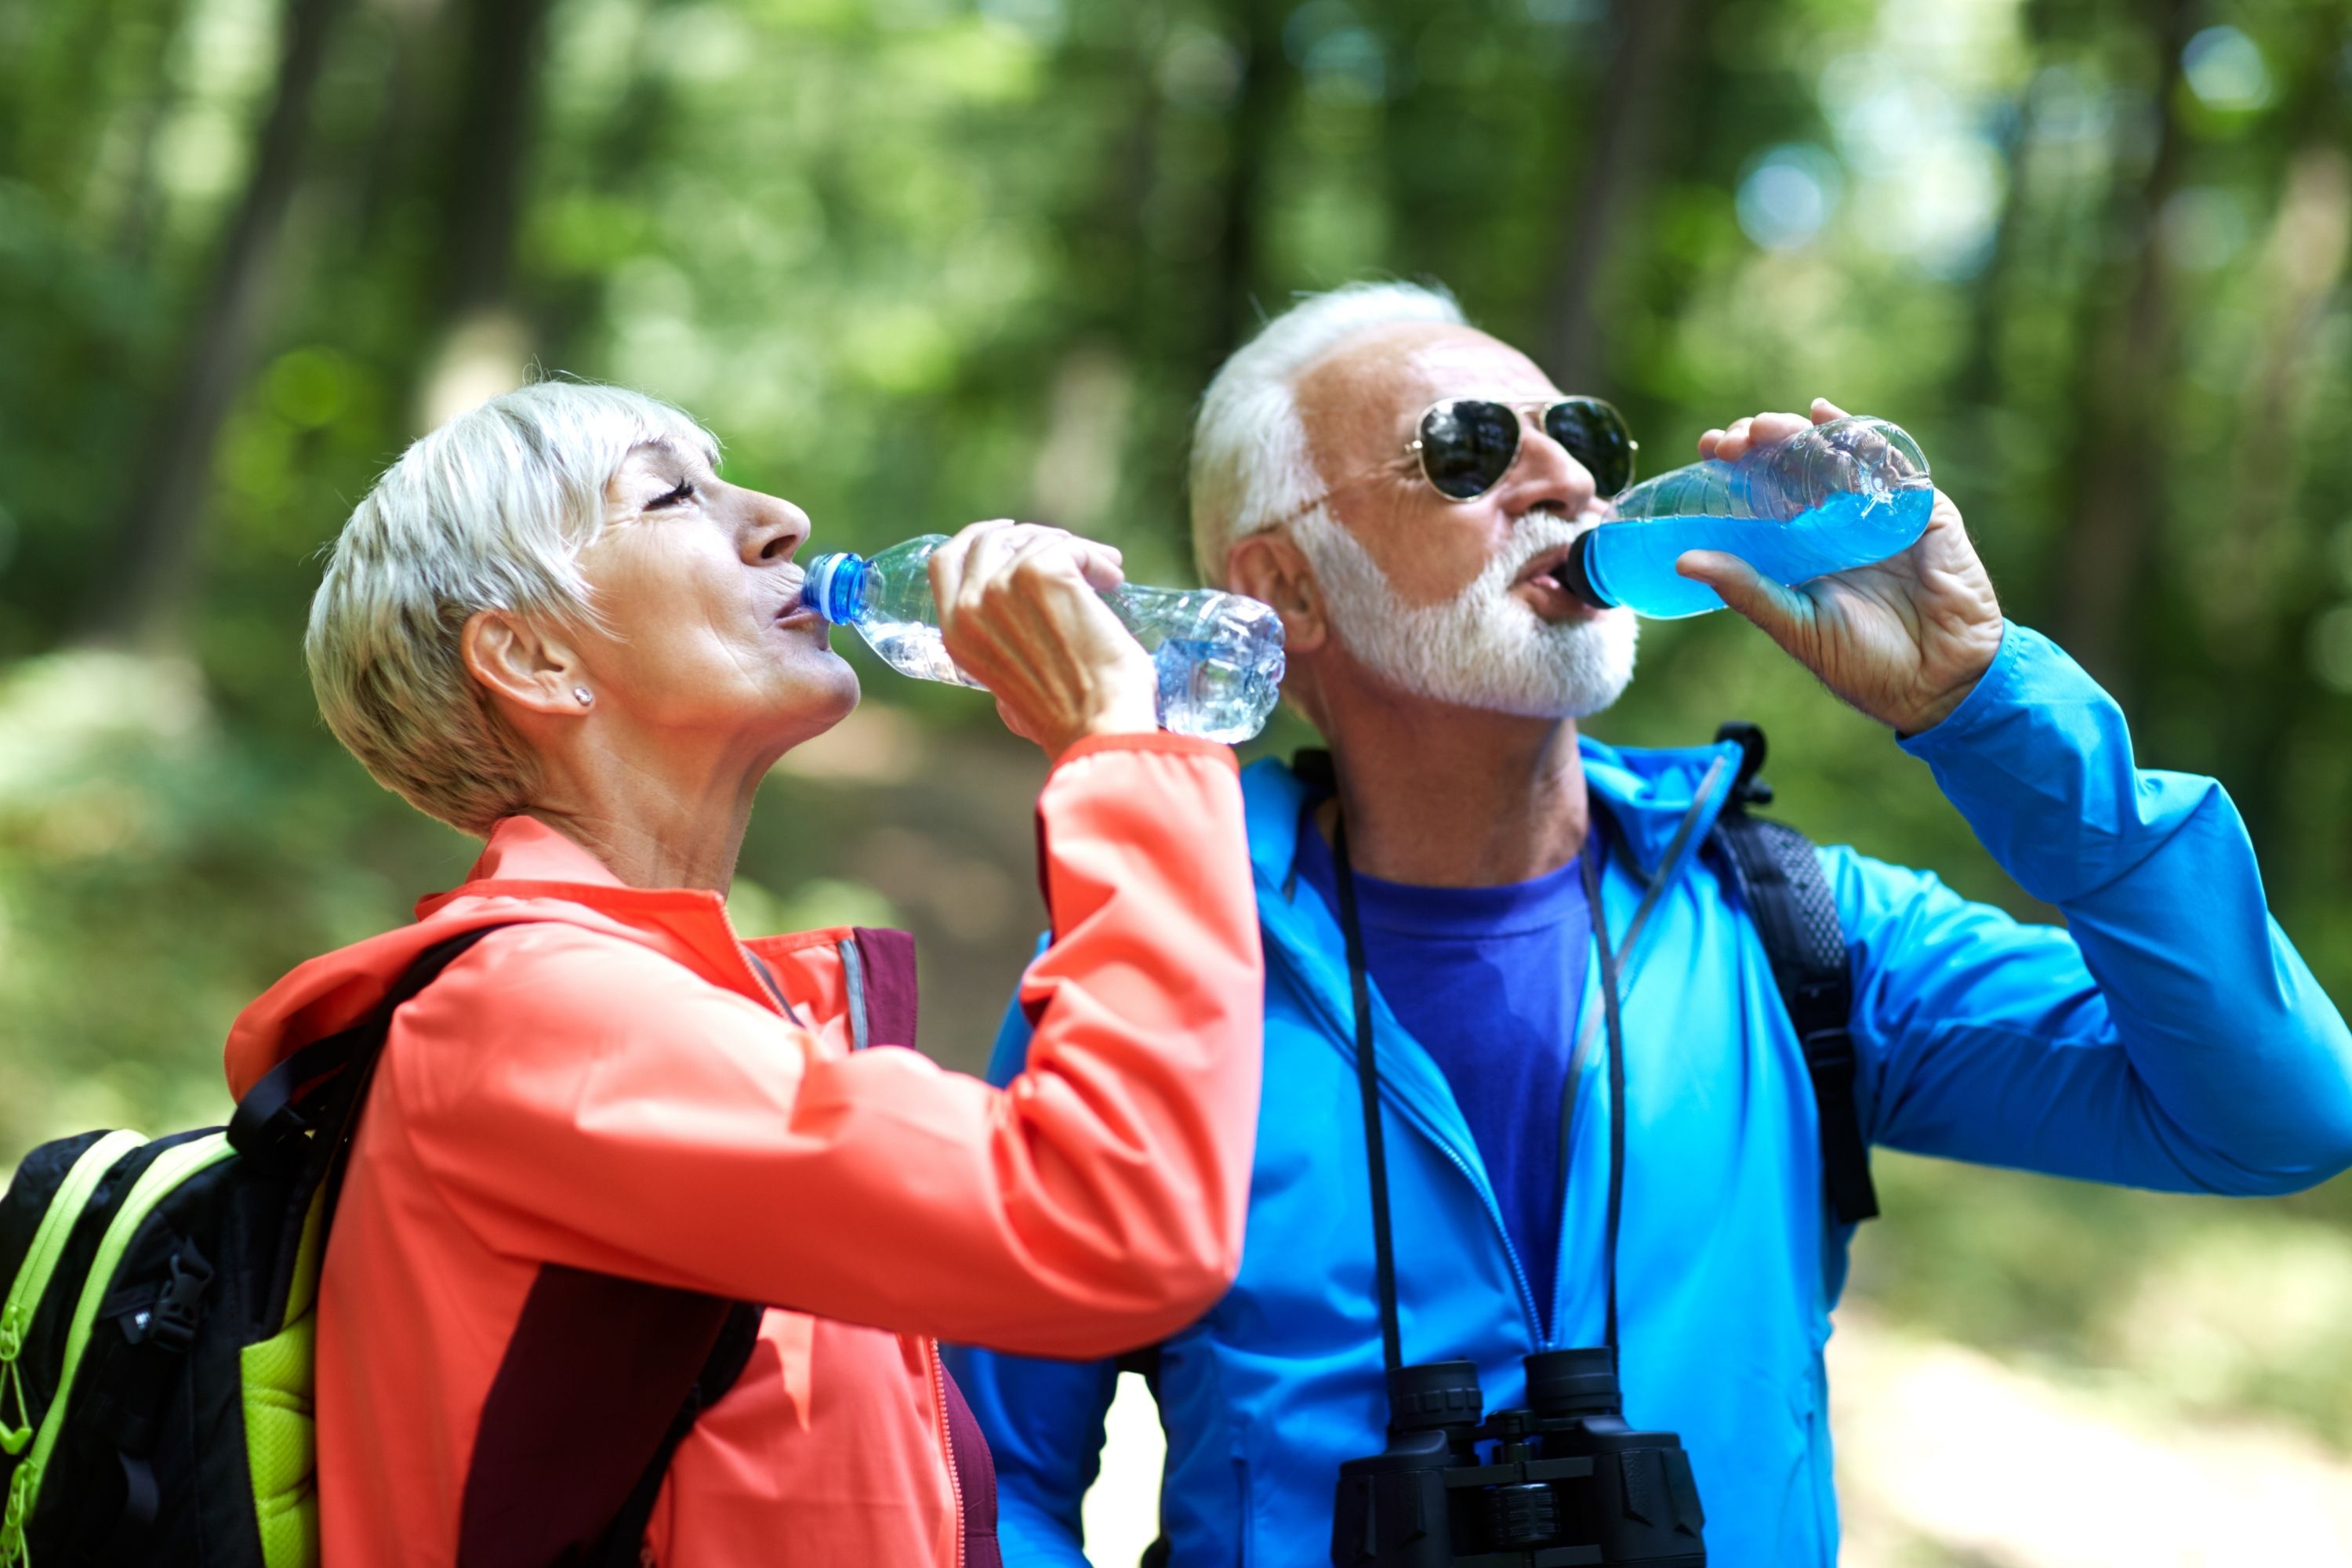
[927,520,1161,761]
[1676,397,2004,735]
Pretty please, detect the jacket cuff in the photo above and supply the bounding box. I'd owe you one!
[1896,618,2028,756]
[1894,621,2151,905]
[1050,731,1240,775]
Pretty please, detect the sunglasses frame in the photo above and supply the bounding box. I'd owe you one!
[1403,395,1639,504]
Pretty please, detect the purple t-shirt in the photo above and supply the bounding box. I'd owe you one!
[1297,828,1592,1333]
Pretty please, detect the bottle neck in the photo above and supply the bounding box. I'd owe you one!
[802,551,869,624]
[1559,531,1613,610]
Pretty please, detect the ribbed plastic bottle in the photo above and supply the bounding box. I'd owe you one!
[1559,416,1934,619]
[800,535,1287,743]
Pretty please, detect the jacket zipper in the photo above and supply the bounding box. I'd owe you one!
[1265,762,1730,1356]
[1276,942,1548,1345]
[1424,1123,1546,1343]
[929,1340,964,1567]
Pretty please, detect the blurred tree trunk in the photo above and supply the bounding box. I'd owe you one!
[354,0,435,249]
[96,0,189,261]
[0,0,133,202]
[1955,0,2054,415]
[1542,0,1696,392]
[537,0,690,357]
[1039,24,1163,541]
[439,0,556,322]
[409,0,557,430]
[2214,5,2350,612]
[2048,0,2194,701]
[2209,9,2350,849]
[108,53,181,262]
[83,0,350,644]
[2218,143,2350,848]
[1200,0,1288,379]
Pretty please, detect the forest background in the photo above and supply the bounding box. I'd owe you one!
[3,0,2350,1559]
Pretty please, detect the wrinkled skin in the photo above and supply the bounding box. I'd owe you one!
[1683,397,2003,735]
[1222,327,2005,891]
[461,439,1156,890]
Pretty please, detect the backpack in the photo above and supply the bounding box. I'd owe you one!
[1708,720,1880,1227]
[0,924,762,1568]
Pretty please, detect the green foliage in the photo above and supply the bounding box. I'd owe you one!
[2,0,2348,1459]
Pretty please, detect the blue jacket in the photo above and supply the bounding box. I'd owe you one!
[947,624,2352,1566]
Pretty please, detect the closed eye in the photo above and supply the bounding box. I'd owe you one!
[647,477,696,510]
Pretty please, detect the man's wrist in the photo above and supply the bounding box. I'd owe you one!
[1896,619,2028,756]
[1895,675,1984,738]
[1889,621,2007,737]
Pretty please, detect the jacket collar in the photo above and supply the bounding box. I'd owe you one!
[226,817,904,1097]
[1241,735,1743,899]
[412,814,726,921]
[443,813,631,891]
[413,815,857,1012]
[1239,736,1742,1336]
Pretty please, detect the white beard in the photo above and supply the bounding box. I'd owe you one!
[1288,506,1639,720]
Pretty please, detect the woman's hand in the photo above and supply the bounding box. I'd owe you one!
[929,521,1161,761]
[1675,397,2005,735]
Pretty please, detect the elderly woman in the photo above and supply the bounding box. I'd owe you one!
[221,383,1262,1566]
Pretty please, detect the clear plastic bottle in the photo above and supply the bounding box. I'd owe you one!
[800,535,1287,743]
[1560,416,1935,619]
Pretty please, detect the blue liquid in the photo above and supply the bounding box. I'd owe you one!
[1582,485,1935,619]
[1572,417,1936,619]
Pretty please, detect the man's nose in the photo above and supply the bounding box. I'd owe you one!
[1505,416,1599,516]
[739,489,811,565]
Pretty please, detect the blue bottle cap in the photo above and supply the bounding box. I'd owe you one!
[801,552,863,623]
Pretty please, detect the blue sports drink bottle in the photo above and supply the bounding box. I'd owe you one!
[1560,416,1934,619]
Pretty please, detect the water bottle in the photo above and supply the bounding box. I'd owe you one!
[1559,416,1934,619]
[800,535,1287,743]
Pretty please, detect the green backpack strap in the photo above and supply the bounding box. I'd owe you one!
[1711,722,1881,1227]
[1,1132,149,1464]
[2,1134,235,1568]
[227,924,535,1568]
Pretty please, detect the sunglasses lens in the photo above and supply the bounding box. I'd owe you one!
[1419,401,1521,500]
[1545,400,1636,497]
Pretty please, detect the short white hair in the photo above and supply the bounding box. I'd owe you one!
[1187,280,1467,586]
[307,381,717,835]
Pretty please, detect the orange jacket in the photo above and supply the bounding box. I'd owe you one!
[222,732,1261,1566]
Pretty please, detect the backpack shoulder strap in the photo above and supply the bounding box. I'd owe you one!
[230,920,763,1555]
[227,924,525,1163]
[1710,724,1881,1225]
[586,1298,766,1566]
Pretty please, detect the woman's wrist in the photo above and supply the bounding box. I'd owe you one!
[1040,695,1160,763]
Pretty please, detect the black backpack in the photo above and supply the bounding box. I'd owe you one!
[0,924,760,1568]
[1709,720,1879,1228]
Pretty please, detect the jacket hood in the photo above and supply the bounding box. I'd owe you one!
[223,816,758,1099]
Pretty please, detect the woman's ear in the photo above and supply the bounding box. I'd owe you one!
[1226,531,1330,655]
[462,609,589,717]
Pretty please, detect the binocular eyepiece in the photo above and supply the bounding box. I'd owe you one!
[1331,1349,1705,1567]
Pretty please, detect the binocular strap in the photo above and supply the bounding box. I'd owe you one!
[1328,805,1632,1388]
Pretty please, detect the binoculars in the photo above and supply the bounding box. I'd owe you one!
[1330,1348,1705,1567]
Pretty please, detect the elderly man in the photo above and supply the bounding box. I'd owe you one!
[946,282,2352,1566]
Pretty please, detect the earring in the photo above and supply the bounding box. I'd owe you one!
[572,686,593,706]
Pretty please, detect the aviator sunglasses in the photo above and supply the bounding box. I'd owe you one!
[1407,396,1639,503]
